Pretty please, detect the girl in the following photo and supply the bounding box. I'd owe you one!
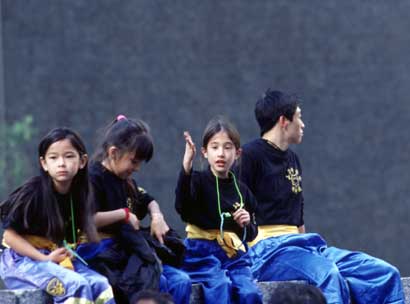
[175,116,262,304]
[78,115,191,304]
[0,128,115,304]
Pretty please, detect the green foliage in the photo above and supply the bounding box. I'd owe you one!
[0,115,36,196]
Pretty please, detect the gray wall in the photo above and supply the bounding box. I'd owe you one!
[1,1,410,275]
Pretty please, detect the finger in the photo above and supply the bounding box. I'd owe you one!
[156,232,164,244]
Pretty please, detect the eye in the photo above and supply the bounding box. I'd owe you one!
[48,156,57,160]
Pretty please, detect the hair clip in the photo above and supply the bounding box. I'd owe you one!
[117,114,127,121]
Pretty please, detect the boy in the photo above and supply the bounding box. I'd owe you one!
[238,89,404,304]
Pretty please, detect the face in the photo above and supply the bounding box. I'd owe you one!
[202,131,240,178]
[285,107,305,144]
[108,149,142,179]
[40,139,87,193]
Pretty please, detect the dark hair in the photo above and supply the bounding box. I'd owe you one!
[133,289,174,304]
[1,128,98,243]
[93,116,154,163]
[255,89,300,136]
[202,116,240,150]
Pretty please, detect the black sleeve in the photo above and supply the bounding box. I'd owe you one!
[132,180,154,219]
[241,186,258,242]
[174,167,199,222]
[89,173,107,212]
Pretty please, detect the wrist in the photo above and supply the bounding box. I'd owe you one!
[151,212,163,220]
[123,208,130,223]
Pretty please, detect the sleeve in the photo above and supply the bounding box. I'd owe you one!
[89,173,107,212]
[0,181,40,234]
[132,180,154,219]
[174,167,199,222]
[240,185,258,242]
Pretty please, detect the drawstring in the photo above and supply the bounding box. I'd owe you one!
[215,171,248,250]
[63,196,88,266]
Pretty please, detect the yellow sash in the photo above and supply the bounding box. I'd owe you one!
[186,224,245,258]
[3,235,74,270]
[247,225,299,247]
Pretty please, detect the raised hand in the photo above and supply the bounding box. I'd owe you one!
[232,208,250,228]
[183,131,196,174]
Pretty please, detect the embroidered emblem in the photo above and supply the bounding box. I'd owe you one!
[232,202,241,210]
[286,168,302,193]
[46,277,66,296]
[126,197,133,210]
[138,187,146,194]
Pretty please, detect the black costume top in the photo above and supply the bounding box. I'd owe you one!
[175,166,258,242]
[238,138,304,227]
[89,161,154,235]
[0,176,78,244]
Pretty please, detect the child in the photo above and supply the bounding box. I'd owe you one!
[0,128,115,304]
[238,89,404,304]
[175,116,262,304]
[79,115,191,304]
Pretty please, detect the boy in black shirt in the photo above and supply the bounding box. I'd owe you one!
[238,89,404,304]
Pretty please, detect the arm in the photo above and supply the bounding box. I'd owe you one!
[3,229,68,263]
[94,209,140,230]
[175,131,198,217]
[148,200,169,244]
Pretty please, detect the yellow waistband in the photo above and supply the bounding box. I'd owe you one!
[2,235,74,270]
[248,225,299,247]
[186,224,245,258]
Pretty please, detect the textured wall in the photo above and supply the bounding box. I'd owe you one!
[1,1,410,274]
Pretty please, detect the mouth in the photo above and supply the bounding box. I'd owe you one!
[215,160,226,167]
[56,171,68,176]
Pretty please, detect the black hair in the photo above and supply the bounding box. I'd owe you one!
[93,116,154,163]
[133,289,174,304]
[1,127,98,243]
[255,89,300,136]
[202,116,241,150]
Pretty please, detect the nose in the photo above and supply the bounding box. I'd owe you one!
[57,157,66,166]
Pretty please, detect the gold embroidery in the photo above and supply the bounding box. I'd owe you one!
[232,202,241,210]
[46,277,66,296]
[286,168,302,193]
[126,197,133,210]
[138,187,146,194]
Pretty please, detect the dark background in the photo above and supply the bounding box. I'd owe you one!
[0,1,409,275]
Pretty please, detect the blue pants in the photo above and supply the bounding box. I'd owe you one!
[182,239,262,304]
[249,233,404,304]
[160,264,192,304]
[0,248,115,304]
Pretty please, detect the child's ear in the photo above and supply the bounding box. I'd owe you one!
[235,148,242,160]
[279,115,290,128]
[107,146,118,160]
[39,157,48,172]
[79,154,88,169]
[201,147,208,159]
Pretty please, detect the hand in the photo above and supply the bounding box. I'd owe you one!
[232,208,250,228]
[183,131,196,174]
[150,213,169,244]
[46,247,69,263]
[128,212,140,230]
